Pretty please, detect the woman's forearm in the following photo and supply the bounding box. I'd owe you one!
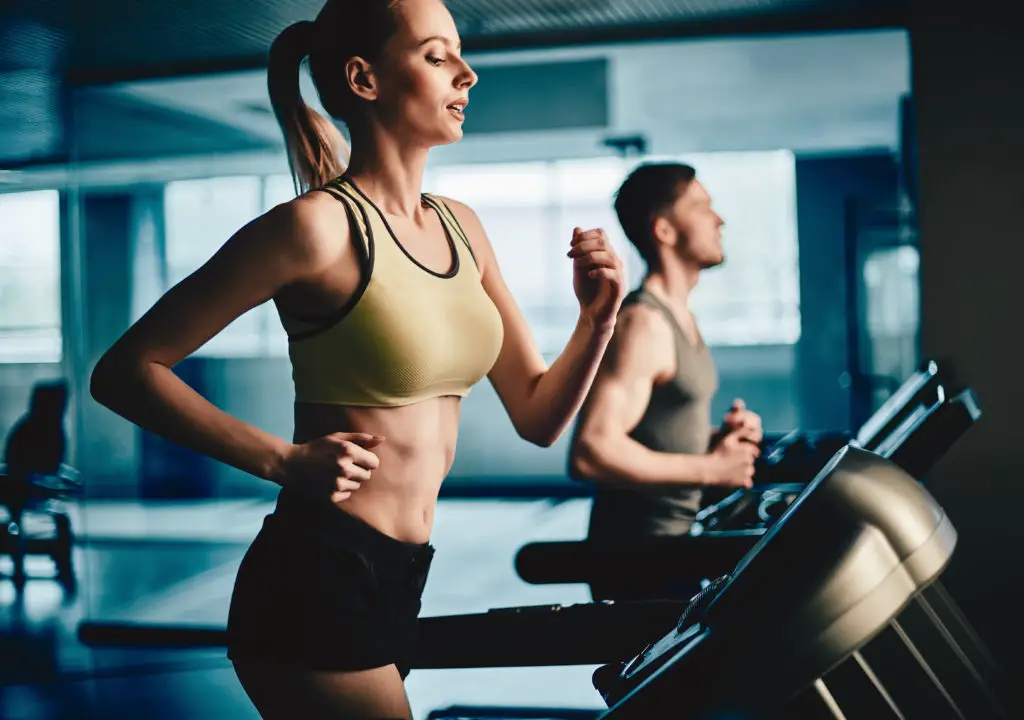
[91,358,293,483]
[520,316,614,447]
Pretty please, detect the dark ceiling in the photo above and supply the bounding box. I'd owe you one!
[0,0,909,170]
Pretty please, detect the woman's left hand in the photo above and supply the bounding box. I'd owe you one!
[568,227,626,332]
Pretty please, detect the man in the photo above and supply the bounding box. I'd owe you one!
[569,163,763,597]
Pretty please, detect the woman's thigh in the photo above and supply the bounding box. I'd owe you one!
[233,660,413,720]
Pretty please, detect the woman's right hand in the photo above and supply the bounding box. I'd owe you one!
[278,432,385,504]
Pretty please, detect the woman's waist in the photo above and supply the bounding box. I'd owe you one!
[275,482,438,548]
[286,398,459,543]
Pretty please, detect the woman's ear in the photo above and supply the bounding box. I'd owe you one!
[345,56,378,102]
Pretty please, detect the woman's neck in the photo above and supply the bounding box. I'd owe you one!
[345,127,431,219]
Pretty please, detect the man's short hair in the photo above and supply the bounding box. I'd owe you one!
[613,162,697,268]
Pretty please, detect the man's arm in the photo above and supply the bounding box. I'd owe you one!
[569,306,718,489]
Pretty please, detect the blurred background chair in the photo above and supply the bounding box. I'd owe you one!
[0,379,80,593]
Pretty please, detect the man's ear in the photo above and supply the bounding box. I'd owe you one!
[652,215,677,249]
[345,56,378,102]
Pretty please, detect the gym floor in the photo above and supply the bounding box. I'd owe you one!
[0,498,605,719]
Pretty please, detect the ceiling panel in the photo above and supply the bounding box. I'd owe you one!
[0,0,908,170]
[3,0,907,78]
[451,0,847,34]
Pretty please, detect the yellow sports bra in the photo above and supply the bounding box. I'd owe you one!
[278,175,505,407]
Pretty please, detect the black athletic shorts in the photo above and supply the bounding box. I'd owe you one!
[226,489,434,679]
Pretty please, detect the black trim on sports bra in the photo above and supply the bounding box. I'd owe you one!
[345,175,460,280]
[283,182,376,343]
[422,195,478,269]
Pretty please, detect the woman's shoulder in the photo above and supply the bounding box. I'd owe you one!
[256,189,356,275]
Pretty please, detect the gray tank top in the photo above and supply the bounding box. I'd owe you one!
[587,287,719,539]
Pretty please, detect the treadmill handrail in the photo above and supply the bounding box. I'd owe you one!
[515,534,759,586]
[855,359,941,450]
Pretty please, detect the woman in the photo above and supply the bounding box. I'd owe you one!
[90,0,624,717]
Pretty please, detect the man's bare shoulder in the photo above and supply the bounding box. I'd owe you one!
[615,301,674,343]
[601,301,675,380]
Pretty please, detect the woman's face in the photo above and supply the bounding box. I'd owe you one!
[367,0,478,147]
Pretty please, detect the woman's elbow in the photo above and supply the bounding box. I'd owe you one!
[518,424,559,448]
[90,352,142,409]
[90,358,123,410]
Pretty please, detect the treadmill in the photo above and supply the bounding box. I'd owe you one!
[592,446,1014,719]
[77,448,1015,720]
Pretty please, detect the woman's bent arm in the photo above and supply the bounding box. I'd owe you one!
[441,198,619,447]
[502,315,613,447]
[90,194,348,484]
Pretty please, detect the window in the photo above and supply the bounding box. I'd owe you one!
[426,150,800,353]
[163,176,294,358]
[0,190,62,363]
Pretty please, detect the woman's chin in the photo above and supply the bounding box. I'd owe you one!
[437,124,464,145]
